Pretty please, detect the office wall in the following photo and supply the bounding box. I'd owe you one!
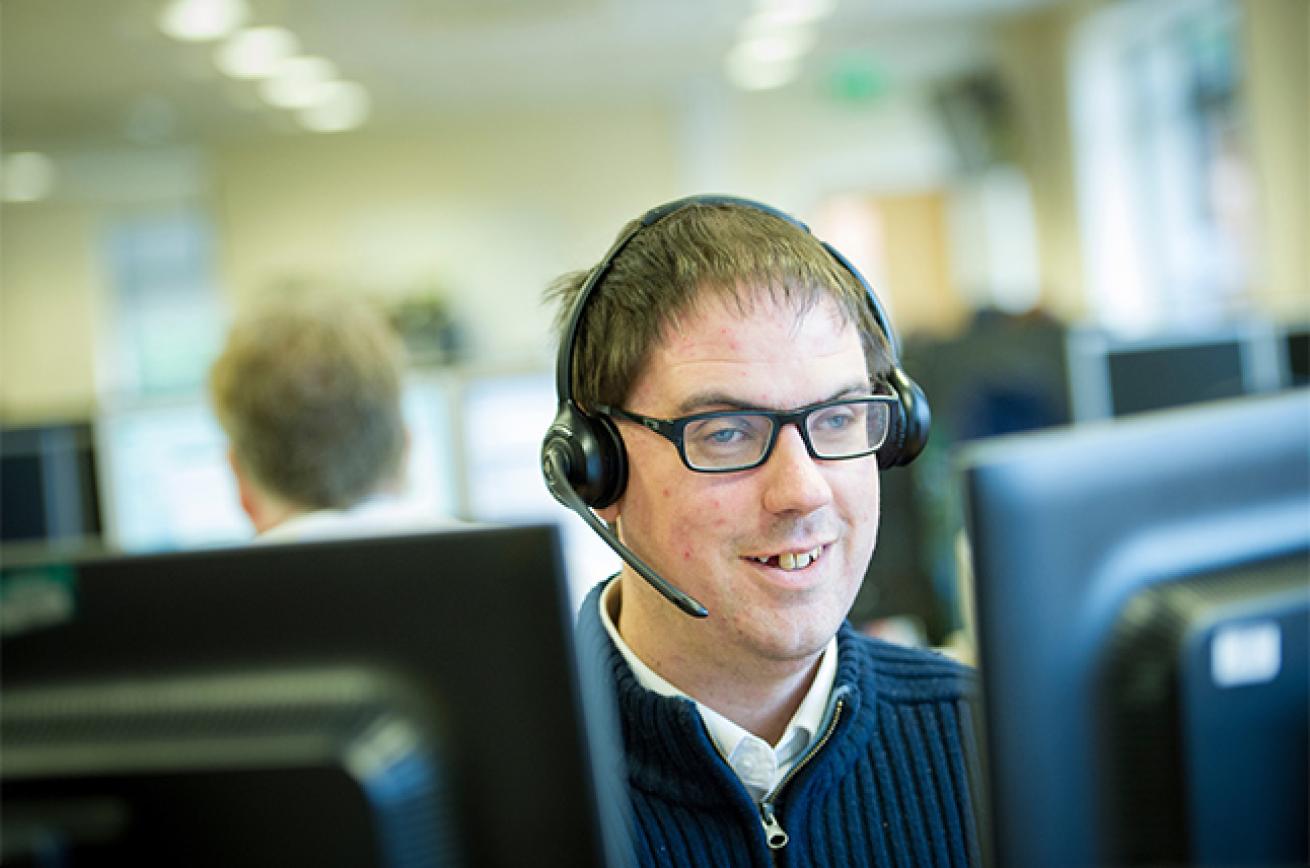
[996,0,1095,324]
[0,203,104,421]
[0,107,680,424]
[1,89,963,424]
[1243,0,1310,318]
[213,104,679,366]
[687,87,956,205]
[873,191,966,337]
[214,88,960,352]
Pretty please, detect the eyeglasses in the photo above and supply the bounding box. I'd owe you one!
[595,396,895,473]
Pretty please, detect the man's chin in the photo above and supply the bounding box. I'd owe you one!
[739,616,841,665]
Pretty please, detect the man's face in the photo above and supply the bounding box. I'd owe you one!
[605,290,880,666]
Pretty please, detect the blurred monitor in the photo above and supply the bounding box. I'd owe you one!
[457,369,619,605]
[457,369,559,522]
[399,373,462,521]
[93,398,247,552]
[1282,324,1310,387]
[1066,324,1282,421]
[1,525,627,868]
[1,423,102,552]
[853,312,1072,644]
[94,378,459,553]
[961,391,1309,867]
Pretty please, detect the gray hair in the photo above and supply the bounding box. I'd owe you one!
[209,289,407,509]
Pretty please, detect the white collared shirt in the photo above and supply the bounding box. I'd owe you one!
[257,496,467,544]
[599,577,838,803]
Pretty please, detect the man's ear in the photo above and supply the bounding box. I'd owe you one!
[228,448,289,533]
[227,448,260,526]
[228,449,301,533]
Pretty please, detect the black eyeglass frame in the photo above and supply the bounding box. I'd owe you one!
[594,396,897,474]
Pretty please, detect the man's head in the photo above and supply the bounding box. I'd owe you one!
[209,289,407,532]
[547,199,894,672]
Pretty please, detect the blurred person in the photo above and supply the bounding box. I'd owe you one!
[543,197,980,866]
[210,289,451,542]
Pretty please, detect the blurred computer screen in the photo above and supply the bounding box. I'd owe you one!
[93,376,461,554]
[455,368,620,605]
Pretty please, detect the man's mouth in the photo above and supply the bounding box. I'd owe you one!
[748,545,825,571]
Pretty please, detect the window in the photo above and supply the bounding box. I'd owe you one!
[100,207,227,398]
[1071,0,1255,334]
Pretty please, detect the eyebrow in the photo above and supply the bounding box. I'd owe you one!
[674,381,873,415]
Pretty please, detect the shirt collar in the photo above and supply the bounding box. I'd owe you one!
[598,576,839,798]
[256,498,464,543]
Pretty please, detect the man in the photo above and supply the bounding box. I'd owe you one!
[546,198,980,866]
[210,289,445,542]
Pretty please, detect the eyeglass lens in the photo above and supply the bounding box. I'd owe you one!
[682,400,889,470]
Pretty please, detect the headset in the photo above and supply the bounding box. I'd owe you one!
[540,194,930,618]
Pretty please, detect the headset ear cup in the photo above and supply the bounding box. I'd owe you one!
[587,412,628,507]
[542,404,628,509]
[878,367,931,469]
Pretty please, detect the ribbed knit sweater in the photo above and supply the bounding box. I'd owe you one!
[576,582,983,867]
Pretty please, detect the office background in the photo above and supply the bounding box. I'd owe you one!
[2,0,1306,635]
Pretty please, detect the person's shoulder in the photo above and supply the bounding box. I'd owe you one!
[839,625,978,705]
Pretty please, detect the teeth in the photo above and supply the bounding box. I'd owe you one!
[761,546,822,571]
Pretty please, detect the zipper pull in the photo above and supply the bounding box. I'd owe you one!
[760,801,789,850]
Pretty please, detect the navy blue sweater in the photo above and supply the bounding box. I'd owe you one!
[577,582,983,867]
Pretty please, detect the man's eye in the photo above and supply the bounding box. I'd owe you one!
[814,408,857,431]
[702,425,749,445]
[690,416,764,450]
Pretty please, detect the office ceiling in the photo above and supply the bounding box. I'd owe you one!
[1,0,1066,149]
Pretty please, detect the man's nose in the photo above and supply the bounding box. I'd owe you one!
[760,423,834,515]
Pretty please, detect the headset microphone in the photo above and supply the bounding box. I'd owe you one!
[542,445,709,618]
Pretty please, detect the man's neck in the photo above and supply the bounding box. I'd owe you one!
[233,463,309,535]
[612,577,825,744]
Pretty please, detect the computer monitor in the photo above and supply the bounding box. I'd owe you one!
[1282,323,1310,387]
[961,390,1309,868]
[1,525,628,868]
[93,377,460,554]
[1,423,102,552]
[1065,324,1283,422]
[92,397,248,552]
[456,369,619,605]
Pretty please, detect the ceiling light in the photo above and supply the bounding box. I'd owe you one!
[747,0,836,30]
[216,27,300,79]
[725,49,802,92]
[1,152,57,202]
[733,29,815,66]
[158,0,249,43]
[258,56,339,109]
[296,82,371,133]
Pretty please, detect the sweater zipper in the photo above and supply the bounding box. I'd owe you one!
[757,697,845,852]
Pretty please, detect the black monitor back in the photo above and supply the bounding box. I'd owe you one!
[1,525,627,868]
[961,390,1310,867]
[1065,325,1285,422]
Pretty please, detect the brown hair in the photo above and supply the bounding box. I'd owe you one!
[209,289,407,509]
[545,200,892,410]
